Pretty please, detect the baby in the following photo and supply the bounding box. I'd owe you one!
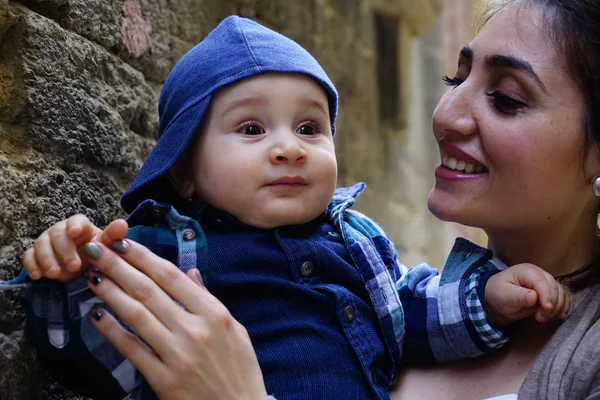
[20,16,569,400]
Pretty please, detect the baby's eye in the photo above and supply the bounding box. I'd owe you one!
[243,124,265,136]
[297,124,317,136]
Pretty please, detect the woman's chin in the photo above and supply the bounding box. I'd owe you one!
[427,195,467,224]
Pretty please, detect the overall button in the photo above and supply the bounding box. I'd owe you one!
[344,305,355,322]
[182,229,196,241]
[300,261,314,277]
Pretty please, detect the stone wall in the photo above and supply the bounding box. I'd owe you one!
[0,0,451,398]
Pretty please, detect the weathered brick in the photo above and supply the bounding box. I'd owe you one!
[10,6,158,171]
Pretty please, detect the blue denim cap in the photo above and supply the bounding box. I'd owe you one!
[120,15,339,213]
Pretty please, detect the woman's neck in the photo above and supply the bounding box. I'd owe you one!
[485,216,599,277]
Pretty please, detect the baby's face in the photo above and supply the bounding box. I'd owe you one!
[189,73,337,229]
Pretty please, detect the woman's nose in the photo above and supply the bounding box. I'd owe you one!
[432,85,478,139]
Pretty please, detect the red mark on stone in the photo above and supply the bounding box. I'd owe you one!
[121,0,153,58]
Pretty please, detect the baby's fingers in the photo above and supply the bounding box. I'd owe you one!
[517,267,556,310]
[49,223,83,273]
[556,283,572,320]
[508,285,537,309]
[22,248,42,280]
[534,282,571,322]
[32,232,62,279]
[65,214,103,244]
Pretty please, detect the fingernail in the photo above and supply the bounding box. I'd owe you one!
[112,240,130,254]
[86,269,102,285]
[91,307,104,321]
[83,242,102,260]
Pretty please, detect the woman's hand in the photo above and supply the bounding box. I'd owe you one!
[82,227,268,400]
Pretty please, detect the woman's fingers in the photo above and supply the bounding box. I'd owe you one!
[89,306,168,382]
[86,268,174,355]
[185,268,204,287]
[96,219,128,246]
[105,239,218,315]
[84,242,187,332]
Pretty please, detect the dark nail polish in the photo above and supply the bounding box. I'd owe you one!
[112,240,130,254]
[86,270,102,285]
[91,308,104,321]
[83,242,102,260]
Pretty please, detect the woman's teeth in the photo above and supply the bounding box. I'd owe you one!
[442,154,484,173]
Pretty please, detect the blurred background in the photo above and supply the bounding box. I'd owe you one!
[0,0,485,397]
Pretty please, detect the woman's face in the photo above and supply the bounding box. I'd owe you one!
[428,2,600,233]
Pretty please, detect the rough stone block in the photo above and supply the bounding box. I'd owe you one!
[10,5,159,171]
[0,286,42,400]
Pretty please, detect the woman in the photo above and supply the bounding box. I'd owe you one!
[79,0,600,399]
[392,0,600,398]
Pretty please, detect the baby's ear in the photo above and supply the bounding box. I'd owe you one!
[167,154,195,199]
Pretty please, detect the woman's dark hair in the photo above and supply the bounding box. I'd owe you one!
[480,0,600,290]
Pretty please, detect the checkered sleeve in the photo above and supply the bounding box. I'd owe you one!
[397,263,444,364]
[20,224,182,397]
[398,245,509,364]
[21,277,133,397]
[463,263,509,348]
[432,239,510,362]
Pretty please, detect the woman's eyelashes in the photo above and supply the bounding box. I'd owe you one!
[441,75,527,114]
[442,75,464,87]
[485,90,526,114]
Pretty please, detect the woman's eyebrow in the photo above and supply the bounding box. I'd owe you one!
[459,45,473,64]
[484,54,548,93]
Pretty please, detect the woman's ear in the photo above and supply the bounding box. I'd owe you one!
[167,153,196,199]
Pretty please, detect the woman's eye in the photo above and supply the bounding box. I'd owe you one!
[485,91,526,114]
[442,75,464,87]
[243,124,265,136]
[297,124,317,135]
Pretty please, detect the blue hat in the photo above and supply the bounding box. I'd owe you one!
[121,16,338,213]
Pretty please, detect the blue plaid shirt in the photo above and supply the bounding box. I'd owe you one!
[16,183,507,399]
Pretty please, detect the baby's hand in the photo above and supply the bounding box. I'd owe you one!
[22,215,126,283]
[484,263,571,327]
